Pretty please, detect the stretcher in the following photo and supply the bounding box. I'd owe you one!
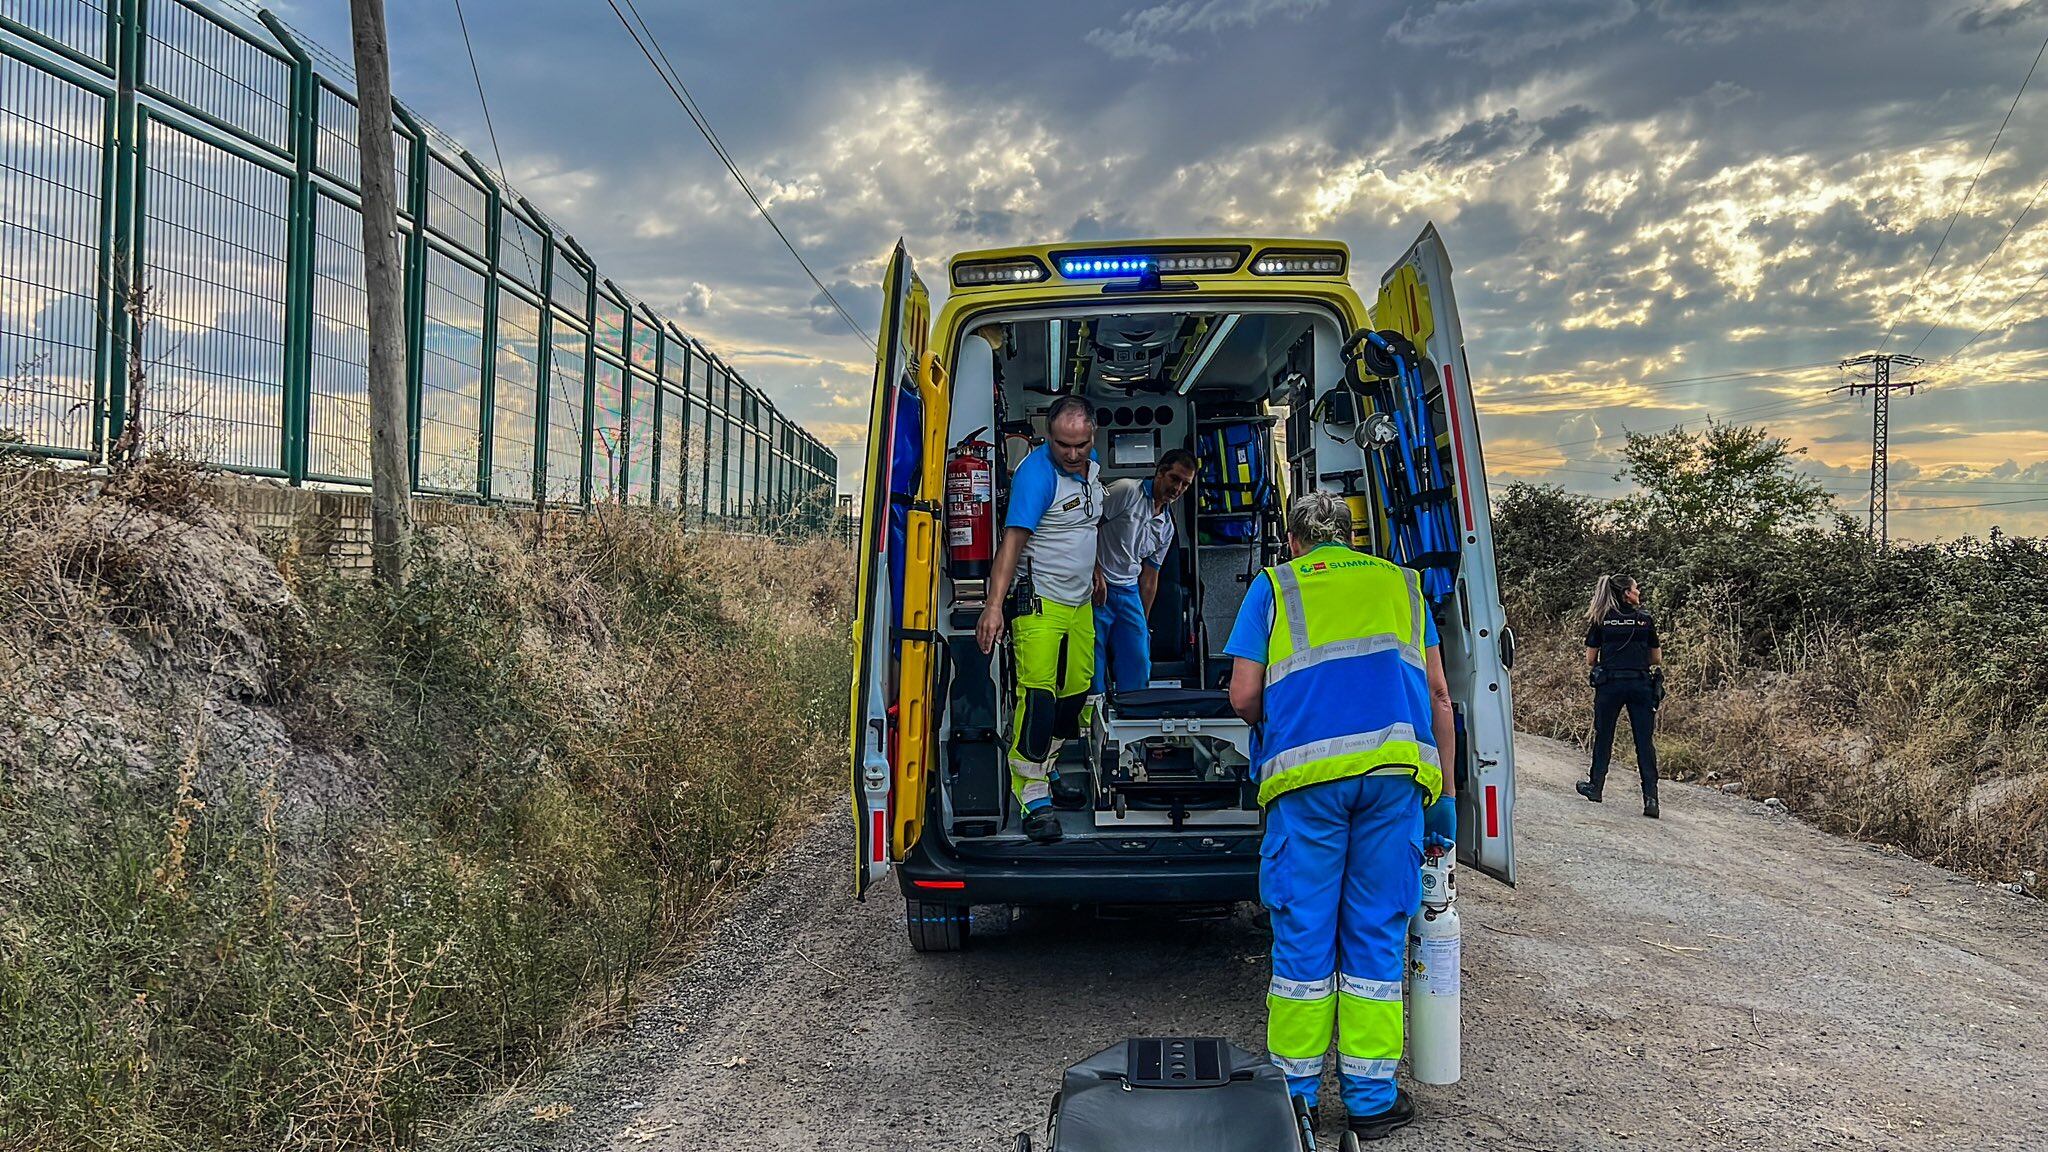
[1088,689,1258,829]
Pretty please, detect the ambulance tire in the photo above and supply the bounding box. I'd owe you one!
[904,898,968,953]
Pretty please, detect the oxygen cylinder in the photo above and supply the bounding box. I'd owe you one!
[1407,846,1461,1084]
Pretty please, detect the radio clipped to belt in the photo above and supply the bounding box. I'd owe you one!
[1005,556,1042,621]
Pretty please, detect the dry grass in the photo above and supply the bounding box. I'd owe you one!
[0,459,853,1151]
[1508,590,2047,889]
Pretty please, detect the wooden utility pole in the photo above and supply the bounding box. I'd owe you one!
[349,0,414,586]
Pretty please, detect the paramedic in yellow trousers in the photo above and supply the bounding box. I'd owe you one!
[1227,492,1457,1141]
[976,395,1104,844]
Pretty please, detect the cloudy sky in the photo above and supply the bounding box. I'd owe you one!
[272,0,2048,538]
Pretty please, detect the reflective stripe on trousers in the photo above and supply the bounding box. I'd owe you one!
[1262,773,1422,1114]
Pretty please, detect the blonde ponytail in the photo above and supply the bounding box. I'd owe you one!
[1586,574,1636,623]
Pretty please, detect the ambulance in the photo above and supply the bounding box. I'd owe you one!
[850,229,1516,951]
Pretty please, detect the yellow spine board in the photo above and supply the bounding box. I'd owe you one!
[892,349,948,859]
[1374,264,1435,348]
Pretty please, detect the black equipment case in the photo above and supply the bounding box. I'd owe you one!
[1026,1037,1315,1152]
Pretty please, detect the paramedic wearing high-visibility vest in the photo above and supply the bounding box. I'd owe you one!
[1225,491,1457,1142]
[976,395,1104,845]
[1090,449,1198,694]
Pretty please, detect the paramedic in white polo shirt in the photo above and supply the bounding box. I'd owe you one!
[1092,449,1197,694]
[975,395,1104,844]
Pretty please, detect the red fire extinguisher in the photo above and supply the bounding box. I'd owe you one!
[946,427,994,580]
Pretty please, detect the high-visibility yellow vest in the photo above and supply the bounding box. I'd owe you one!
[1256,545,1441,806]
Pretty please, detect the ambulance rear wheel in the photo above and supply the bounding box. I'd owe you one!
[905,898,968,952]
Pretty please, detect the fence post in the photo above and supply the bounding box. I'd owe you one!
[684,327,700,516]
[101,0,142,458]
[392,105,428,494]
[523,197,551,505]
[576,255,595,507]
[260,12,315,485]
[460,152,498,500]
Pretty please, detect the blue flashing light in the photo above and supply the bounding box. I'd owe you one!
[1060,254,1160,279]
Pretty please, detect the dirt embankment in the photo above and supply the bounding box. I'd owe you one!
[436,736,2048,1152]
[0,461,852,1152]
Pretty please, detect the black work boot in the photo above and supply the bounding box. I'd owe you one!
[1643,794,1660,819]
[1575,780,1603,803]
[1022,808,1064,844]
[1347,1088,1416,1141]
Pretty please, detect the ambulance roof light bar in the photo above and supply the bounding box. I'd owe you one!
[953,257,1050,287]
[1249,249,1346,276]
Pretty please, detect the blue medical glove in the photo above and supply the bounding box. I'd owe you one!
[1424,795,1457,850]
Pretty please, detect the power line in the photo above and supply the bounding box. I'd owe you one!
[1485,390,1840,461]
[599,0,876,351]
[449,0,541,283]
[1876,28,2048,352]
[1502,460,2048,495]
[1889,495,2048,513]
[1476,360,1839,405]
[1925,261,2048,369]
[1905,168,2048,357]
[448,0,581,504]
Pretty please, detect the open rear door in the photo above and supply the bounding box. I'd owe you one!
[851,242,930,899]
[1378,224,1517,884]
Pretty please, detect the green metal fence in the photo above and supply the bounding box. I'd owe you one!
[0,0,839,530]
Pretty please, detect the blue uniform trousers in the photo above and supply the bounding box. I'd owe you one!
[1091,580,1151,694]
[1262,773,1423,1115]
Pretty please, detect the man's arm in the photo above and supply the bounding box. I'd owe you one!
[1229,656,1265,724]
[1137,564,1160,613]
[976,526,1032,653]
[1426,646,1455,799]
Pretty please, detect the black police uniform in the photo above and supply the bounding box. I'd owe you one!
[1584,606,1660,801]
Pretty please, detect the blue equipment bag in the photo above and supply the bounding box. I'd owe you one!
[1197,423,1272,541]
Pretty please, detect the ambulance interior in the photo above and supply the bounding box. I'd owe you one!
[934,303,1450,851]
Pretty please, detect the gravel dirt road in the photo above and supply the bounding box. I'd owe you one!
[442,735,2048,1151]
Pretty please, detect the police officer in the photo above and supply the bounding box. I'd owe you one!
[1225,492,1456,1141]
[1576,574,1664,818]
[976,395,1104,844]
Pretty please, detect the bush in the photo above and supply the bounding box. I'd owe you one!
[1496,428,2047,890]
